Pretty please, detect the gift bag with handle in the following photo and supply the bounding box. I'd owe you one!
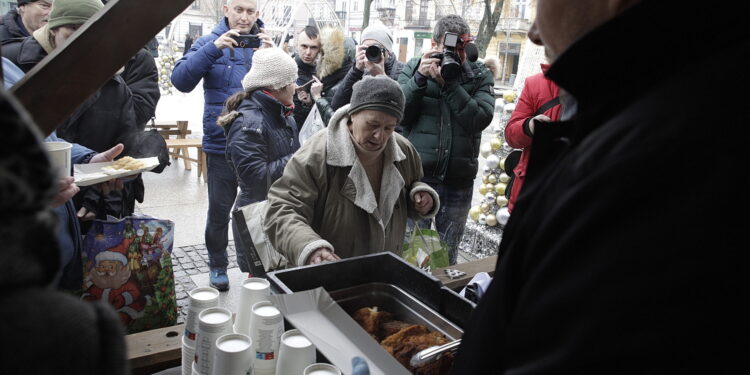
[80,216,177,334]
[402,219,450,271]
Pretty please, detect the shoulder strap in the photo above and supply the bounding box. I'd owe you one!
[534,97,561,116]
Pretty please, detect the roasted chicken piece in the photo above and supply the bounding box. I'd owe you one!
[352,307,394,341]
[380,324,450,373]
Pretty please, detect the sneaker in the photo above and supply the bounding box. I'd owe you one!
[209,267,229,291]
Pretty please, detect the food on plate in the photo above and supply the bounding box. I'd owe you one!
[106,156,146,172]
[351,307,454,374]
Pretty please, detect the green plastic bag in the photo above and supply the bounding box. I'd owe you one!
[402,220,450,271]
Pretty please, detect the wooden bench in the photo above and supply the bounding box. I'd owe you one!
[163,138,207,180]
[125,256,497,374]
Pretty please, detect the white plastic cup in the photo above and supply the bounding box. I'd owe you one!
[192,362,200,375]
[211,333,254,375]
[195,307,234,375]
[303,363,342,375]
[234,277,271,336]
[185,287,220,346]
[274,329,316,375]
[45,141,72,177]
[182,336,196,375]
[248,301,284,375]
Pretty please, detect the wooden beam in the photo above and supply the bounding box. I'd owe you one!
[10,0,195,136]
[126,324,183,374]
[432,256,497,290]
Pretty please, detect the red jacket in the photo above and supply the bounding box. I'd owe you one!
[505,64,561,212]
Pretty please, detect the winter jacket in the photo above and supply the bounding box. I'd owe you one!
[220,90,299,208]
[171,18,263,155]
[330,51,405,111]
[123,48,161,127]
[313,30,356,126]
[0,88,128,375]
[292,54,316,127]
[398,57,495,186]
[505,64,561,212]
[264,105,439,267]
[4,33,140,220]
[0,9,28,43]
[452,1,747,373]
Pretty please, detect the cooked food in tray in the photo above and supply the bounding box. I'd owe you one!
[352,307,454,375]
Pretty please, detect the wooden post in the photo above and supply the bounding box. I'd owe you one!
[10,0,195,136]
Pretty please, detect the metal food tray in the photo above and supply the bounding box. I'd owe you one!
[330,282,463,341]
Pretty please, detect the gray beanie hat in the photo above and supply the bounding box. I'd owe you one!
[360,23,393,52]
[242,47,298,93]
[348,75,404,122]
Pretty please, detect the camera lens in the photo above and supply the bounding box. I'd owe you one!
[365,45,383,63]
[441,52,461,81]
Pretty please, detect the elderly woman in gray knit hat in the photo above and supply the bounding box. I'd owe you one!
[218,47,300,273]
[264,75,440,267]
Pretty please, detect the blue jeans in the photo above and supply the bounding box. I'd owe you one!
[205,152,238,269]
[408,182,473,265]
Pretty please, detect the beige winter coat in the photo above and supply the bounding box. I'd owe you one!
[264,105,440,267]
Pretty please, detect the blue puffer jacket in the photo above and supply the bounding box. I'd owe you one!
[171,18,264,155]
[223,90,300,207]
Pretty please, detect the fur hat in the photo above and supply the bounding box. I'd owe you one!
[361,23,393,52]
[348,75,405,122]
[242,47,297,93]
[47,0,103,30]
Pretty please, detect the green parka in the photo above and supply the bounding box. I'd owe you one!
[398,57,496,185]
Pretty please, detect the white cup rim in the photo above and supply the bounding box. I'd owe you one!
[251,301,280,317]
[303,363,341,375]
[215,333,253,353]
[281,329,313,348]
[242,277,270,290]
[45,141,72,151]
[198,307,232,327]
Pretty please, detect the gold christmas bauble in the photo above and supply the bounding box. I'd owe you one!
[482,175,489,184]
[499,157,507,171]
[490,138,502,151]
[480,203,490,213]
[478,184,488,195]
[485,214,498,227]
[469,206,482,221]
[495,183,508,196]
[496,196,508,207]
[488,174,498,184]
[499,173,510,183]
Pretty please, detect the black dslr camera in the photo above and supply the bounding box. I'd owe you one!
[232,34,261,48]
[365,44,385,63]
[430,32,462,82]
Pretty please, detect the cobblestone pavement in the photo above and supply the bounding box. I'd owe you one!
[172,241,239,324]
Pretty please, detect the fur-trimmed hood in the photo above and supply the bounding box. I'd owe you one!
[316,27,356,79]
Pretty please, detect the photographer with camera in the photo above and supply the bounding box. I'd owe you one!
[398,14,495,265]
[171,0,271,292]
[330,23,404,113]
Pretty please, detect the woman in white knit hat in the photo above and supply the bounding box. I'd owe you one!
[217,47,300,273]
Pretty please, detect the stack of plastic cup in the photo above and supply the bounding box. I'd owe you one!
[183,287,220,374]
[195,307,234,375]
[212,333,254,375]
[234,277,271,336]
[248,301,284,375]
[275,329,316,375]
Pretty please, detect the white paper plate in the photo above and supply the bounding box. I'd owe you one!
[74,157,160,187]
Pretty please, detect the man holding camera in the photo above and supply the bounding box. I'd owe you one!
[398,15,495,265]
[330,23,404,112]
[171,0,271,291]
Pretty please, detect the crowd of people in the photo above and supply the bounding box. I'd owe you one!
[1,0,744,373]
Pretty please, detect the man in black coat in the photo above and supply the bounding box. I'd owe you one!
[0,0,52,43]
[452,0,746,373]
[292,25,320,128]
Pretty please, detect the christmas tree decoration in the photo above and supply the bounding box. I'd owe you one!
[458,86,521,259]
[155,45,180,96]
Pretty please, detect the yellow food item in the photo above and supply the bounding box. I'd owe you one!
[110,156,146,171]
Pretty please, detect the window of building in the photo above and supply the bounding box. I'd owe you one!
[405,0,413,22]
[353,0,358,12]
[419,0,428,22]
[512,0,527,18]
[191,0,200,10]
